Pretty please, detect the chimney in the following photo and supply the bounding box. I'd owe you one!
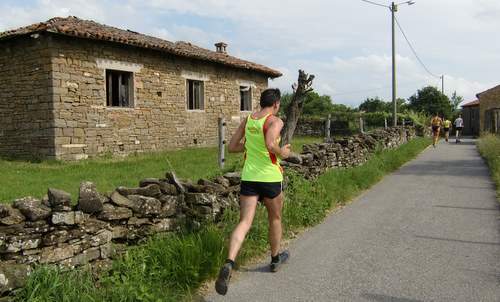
[215,42,228,54]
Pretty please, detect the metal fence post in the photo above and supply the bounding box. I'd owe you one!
[218,117,226,169]
[384,118,388,129]
[359,116,364,133]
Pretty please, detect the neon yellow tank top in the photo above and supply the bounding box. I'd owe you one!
[241,114,283,183]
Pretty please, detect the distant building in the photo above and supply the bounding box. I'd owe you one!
[461,100,480,136]
[0,17,281,160]
[476,85,500,134]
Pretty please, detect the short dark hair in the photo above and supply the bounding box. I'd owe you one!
[260,88,281,108]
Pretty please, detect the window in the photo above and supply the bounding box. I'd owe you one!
[106,69,133,107]
[187,79,204,110]
[240,86,252,111]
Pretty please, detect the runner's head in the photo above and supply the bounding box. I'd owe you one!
[260,88,281,114]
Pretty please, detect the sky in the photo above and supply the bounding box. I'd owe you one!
[1,0,499,107]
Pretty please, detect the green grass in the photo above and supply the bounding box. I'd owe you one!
[0,136,319,202]
[15,137,430,302]
[477,134,500,201]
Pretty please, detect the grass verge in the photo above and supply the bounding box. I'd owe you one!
[477,134,500,201]
[0,137,320,202]
[14,137,430,302]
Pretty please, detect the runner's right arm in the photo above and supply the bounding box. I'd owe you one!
[228,119,246,153]
[265,117,291,159]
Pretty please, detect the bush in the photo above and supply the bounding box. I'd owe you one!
[477,134,500,201]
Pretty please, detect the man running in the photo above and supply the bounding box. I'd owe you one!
[215,88,291,296]
[454,114,464,143]
[443,117,452,142]
[431,113,442,147]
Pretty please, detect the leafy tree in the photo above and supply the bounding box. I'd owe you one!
[359,97,408,113]
[450,91,464,112]
[408,86,453,118]
[359,97,387,112]
[302,92,334,116]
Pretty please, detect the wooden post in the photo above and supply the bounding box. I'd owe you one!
[325,114,331,140]
[384,118,388,129]
[359,116,364,133]
[218,117,226,169]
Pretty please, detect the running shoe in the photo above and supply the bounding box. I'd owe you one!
[215,263,232,295]
[270,250,290,272]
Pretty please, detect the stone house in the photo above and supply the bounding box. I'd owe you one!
[0,16,281,160]
[476,85,500,134]
[460,100,479,136]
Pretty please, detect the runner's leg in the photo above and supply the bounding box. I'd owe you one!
[263,193,284,257]
[227,195,259,261]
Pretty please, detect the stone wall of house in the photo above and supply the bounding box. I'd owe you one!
[478,86,500,133]
[0,36,55,159]
[0,126,416,294]
[47,34,268,160]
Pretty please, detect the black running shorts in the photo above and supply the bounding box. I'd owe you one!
[444,127,449,132]
[456,127,463,131]
[240,181,282,200]
[432,125,440,133]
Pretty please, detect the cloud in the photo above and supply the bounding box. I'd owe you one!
[0,0,498,107]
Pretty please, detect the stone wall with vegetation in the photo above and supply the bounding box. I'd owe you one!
[0,126,416,294]
[0,36,54,159]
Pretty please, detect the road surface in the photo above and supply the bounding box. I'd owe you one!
[204,138,500,302]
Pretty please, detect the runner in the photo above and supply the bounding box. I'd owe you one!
[443,118,452,142]
[454,114,464,143]
[430,113,442,148]
[215,88,291,296]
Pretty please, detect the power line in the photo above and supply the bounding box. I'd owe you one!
[360,0,389,8]
[394,15,441,79]
[331,79,437,97]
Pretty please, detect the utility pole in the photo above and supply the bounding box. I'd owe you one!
[391,2,397,127]
[441,75,444,95]
[362,0,415,127]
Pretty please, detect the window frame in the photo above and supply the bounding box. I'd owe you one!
[239,85,252,112]
[186,78,205,111]
[105,69,135,108]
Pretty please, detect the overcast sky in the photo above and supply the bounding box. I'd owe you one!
[1,0,499,107]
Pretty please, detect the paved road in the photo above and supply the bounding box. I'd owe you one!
[204,138,500,302]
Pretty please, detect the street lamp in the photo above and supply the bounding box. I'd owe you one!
[361,0,416,126]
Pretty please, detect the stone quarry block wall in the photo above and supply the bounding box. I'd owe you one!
[0,126,416,294]
[0,36,55,159]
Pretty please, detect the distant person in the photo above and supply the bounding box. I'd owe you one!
[430,113,442,147]
[443,118,452,142]
[215,88,291,296]
[454,114,464,143]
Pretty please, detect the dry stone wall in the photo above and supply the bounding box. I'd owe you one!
[282,126,417,178]
[0,126,416,294]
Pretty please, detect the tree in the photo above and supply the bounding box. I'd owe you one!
[359,97,387,112]
[359,97,408,113]
[408,86,453,118]
[302,92,334,116]
[450,91,464,112]
[281,70,315,146]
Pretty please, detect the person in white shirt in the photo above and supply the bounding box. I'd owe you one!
[454,114,464,143]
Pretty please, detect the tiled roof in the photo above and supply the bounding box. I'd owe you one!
[461,100,479,107]
[476,84,500,98]
[0,16,282,78]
